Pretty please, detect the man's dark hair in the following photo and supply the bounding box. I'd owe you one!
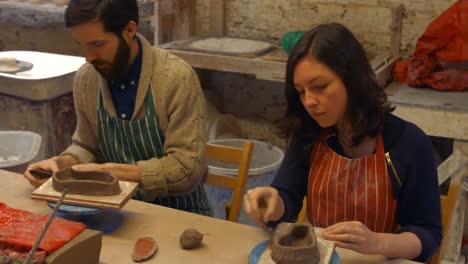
[65,0,139,34]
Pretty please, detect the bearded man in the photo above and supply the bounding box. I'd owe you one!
[24,0,212,216]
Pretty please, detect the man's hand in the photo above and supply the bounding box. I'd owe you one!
[24,157,60,187]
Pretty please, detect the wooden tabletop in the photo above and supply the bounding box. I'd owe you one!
[0,169,420,264]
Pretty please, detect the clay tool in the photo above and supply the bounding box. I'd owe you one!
[29,169,53,179]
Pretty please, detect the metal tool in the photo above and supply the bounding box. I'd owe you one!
[29,169,53,180]
[23,189,68,264]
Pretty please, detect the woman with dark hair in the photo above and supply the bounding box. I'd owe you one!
[244,23,441,262]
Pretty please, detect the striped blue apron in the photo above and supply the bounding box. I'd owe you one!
[97,84,212,216]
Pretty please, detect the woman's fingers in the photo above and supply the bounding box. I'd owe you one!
[323,221,364,236]
[244,189,266,228]
[262,191,283,222]
[323,233,364,244]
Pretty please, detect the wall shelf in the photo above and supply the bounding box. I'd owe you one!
[155,0,403,86]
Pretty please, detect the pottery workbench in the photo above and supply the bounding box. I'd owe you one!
[0,169,421,264]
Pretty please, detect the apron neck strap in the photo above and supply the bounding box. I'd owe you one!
[319,129,384,158]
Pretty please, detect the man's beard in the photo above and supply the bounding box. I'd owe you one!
[91,35,131,80]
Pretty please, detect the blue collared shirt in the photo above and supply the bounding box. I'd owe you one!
[107,38,143,120]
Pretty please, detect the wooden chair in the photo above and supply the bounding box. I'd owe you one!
[206,141,254,222]
[429,184,459,264]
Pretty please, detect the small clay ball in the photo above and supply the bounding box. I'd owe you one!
[179,228,203,249]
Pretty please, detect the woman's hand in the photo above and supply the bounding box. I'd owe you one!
[321,221,382,255]
[243,187,285,229]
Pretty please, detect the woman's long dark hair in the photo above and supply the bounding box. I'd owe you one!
[277,23,394,151]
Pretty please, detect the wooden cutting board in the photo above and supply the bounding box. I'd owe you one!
[31,178,139,209]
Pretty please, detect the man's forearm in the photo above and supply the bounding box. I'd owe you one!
[102,163,141,182]
[55,155,80,168]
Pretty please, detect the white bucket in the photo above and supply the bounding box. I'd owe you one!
[206,114,243,142]
[205,138,284,226]
[0,131,41,172]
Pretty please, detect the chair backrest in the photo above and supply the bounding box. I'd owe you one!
[429,184,459,264]
[206,141,254,222]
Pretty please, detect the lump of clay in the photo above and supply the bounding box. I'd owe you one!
[53,167,121,196]
[270,223,320,264]
[132,237,158,262]
[179,228,203,249]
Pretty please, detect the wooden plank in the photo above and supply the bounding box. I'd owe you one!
[31,178,139,209]
[153,0,162,45]
[209,0,224,36]
[206,173,237,189]
[372,53,397,88]
[387,82,468,112]
[261,48,288,62]
[173,0,196,40]
[166,48,286,81]
[437,150,467,185]
[390,4,404,59]
[207,144,243,164]
[443,184,466,262]
[45,229,102,264]
[391,104,468,141]
[154,0,174,44]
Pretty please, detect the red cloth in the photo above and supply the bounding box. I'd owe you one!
[0,203,86,254]
[393,1,468,91]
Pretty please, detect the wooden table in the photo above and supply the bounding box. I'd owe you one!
[0,169,420,264]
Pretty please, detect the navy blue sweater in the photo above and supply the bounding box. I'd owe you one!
[270,114,442,262]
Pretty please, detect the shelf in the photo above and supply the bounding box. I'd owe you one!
[156,1,403,85]
[162,40,395,85]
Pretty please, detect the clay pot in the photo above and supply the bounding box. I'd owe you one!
[53,167,121,196]
[270,223,320,264]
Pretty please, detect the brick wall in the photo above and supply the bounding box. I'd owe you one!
[0,0,458,146]
[195,0,457,58]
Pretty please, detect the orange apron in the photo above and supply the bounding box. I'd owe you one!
[307,133,397,233]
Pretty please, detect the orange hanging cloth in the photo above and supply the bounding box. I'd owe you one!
[0,203,86,262]
[393,1,468,91]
